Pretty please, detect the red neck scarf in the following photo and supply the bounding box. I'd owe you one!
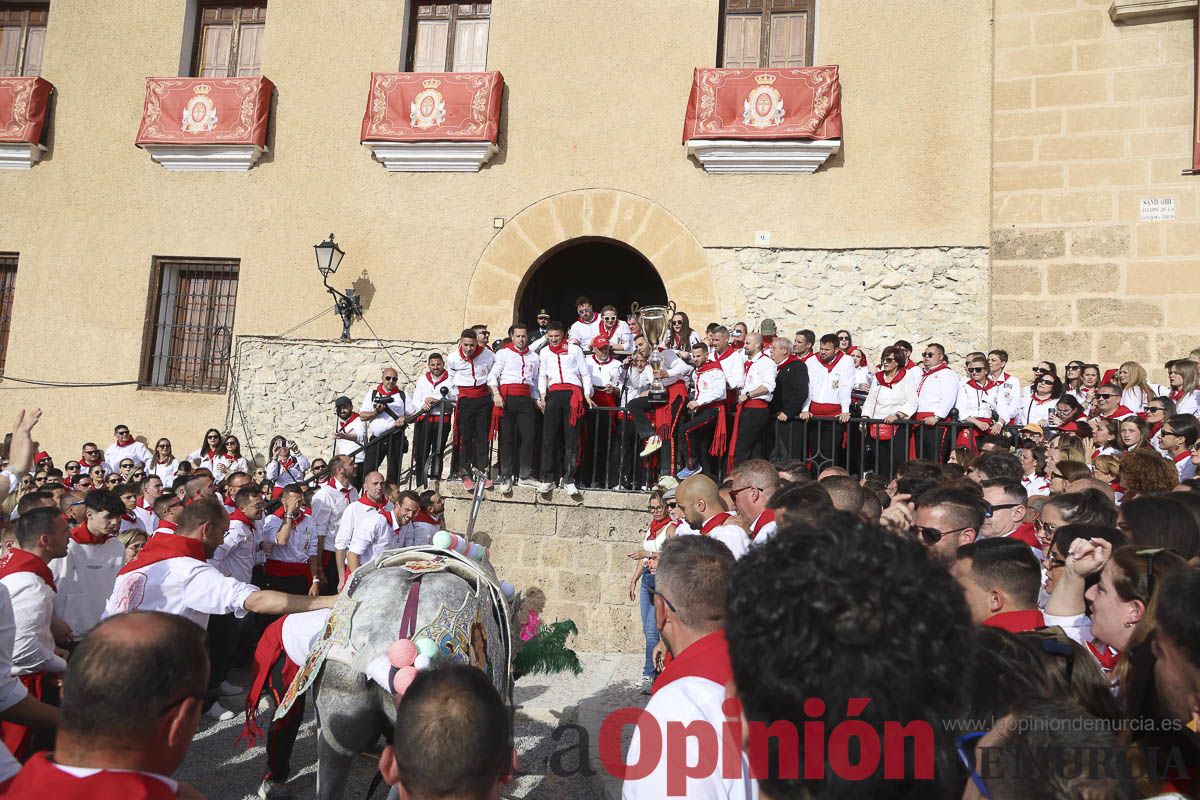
[326,478,351,498]
[374,382,399,397]
[700,512,733,535]
[413,510,439,527]
[549,341,569,355]
[592,351,612,365]
[118,533,207,576]
[918,363,949,393]
[0,549,56,591]
[427,370,448,386]
[156,454,173,465]
[503,342,533,382]
[647,516,672,541]
[458,345,483,384]
[155,520,178,534]
[652,629,732,694]
[751,508,775,539]
[982,609,1045,633]
[1169,387,1184,402]
[358,494,387,510]
[819,351,844,372]
[576,314,594,326]
[597,318,618,339]
[967,379,999,392]
[202,448,219,460]
[697,360,723,375]
[875,367,908,388]
[777,355,801,369]
[71,522,110,545]
[714,345,739,363]
[227,509,255,527]
[338,413,359,431]
[1103,405,1134,420]
[1087,641,1120,673]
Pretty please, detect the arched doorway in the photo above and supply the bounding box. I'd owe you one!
[515,237,667,327]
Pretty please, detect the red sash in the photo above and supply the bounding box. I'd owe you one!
[592,389,618,408]
[652,381,689,451]
[751,508,775,541]
[908,411,941,459]
[651,629,732,694]
[0,673,49,759]
[265,559,312,577]
[809,402,842,417]
[0,549,56,591]
[240,615,300,747]
[458,385,489,400]
[118,532,206,576]
[492,383,533,440]
[548,383,586,426]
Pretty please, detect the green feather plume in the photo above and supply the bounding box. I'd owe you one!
[513,619,583,680]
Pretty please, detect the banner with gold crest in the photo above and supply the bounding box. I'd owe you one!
[360,71,503,143]
[682,66,842,142]
[135,76,273,146]
[0,77,52,143]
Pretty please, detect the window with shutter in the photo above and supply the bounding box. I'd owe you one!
[192,3,266,78]
[0,4,50,77]
[406,1,490,72]
[142,258,239,392]
[0,253,16,375]
[719,0,813,69]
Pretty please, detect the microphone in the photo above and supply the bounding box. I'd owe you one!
[440,387,449,397]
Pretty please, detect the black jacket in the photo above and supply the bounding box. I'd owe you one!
[771,361,810,419]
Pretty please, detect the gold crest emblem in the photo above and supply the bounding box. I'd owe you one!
[410,78,447,130]
[181,83,219,134]
[742,73,785,129]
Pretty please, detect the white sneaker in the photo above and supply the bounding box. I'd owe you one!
[639,436,662,457]
[205,703,236,722]
[219,680,242,696]
[518,478,540,489]
[537,481,553,494]
[564,483,581,497]
[499,480,512,495]
[258,779,292,800]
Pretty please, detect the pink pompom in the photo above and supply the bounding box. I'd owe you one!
[392,665,418,696]
[388,639,418,668]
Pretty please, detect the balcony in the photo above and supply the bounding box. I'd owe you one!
[135,76,274,171]
[682,66,842,174]
[360,71,503,173]
[0,77,52,169]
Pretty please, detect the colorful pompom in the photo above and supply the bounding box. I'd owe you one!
[392,665,417,695]
[388,638,417,668]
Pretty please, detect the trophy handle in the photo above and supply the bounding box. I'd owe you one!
[667,300,676,315]
[630,302,641,316]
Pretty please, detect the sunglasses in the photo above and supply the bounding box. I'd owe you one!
[648,589,677,614]
[1038,379,1055,386]
[967,367,985,373]
[922,352,936,358]
[1067,364,1082,370]
[1147,407,1165,414]
[1095,393,1119,400]
[882,356,896,363]
[1161,429,1180,438]
[1044,553,1067,569]
[988,503,1021,512]
[912,525,972,545]
[83,450,99,456]
[1034,519,1058,534]
[1138,547,1168,601]
[120,462,134,469]
[383,376,397,381]
[838,336,850,341]
[207,434,221,440]
[728,485,759,501]
[225,441,237,446]
[157,443,171,448]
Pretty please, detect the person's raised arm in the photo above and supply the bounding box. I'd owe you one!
[244,590,336,616]
[1045,538,1111,618]
[0,409,42,504]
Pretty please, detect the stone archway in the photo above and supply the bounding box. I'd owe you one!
[463,189,717,328]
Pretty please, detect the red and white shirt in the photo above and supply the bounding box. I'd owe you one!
[262,507,318,566]
[361,383,416,438]
[805,351,856,413]
[742,353,777,403]
[567,316,602,349]
[334,495,392,552]
[210,509,261,585]
[311,479,359,553]
[488,344,541,398]
[538,342,593,395]
[711,345,747,394]
[914,364,959,418]
[413,370,457,409]
[677,513,750,559]
[446,345,495,391]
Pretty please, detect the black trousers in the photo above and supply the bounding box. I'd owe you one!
[206,613,237,697]
[541,389,581,483]
[320,550,339,596]
[681,406,720,471]
[362,427,407,484]
[733,406,771,466]
[809,417,846,471]
[871,434,908,481]
[915,422,949,463]
[498,395,536,480]
[627,396,657,440]
[265,652,305,781]
[413,416,451,485]
[456,395,492,476]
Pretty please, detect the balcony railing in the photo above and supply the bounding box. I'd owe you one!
[0,76,52,169]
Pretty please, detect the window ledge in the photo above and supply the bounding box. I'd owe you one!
[363,141,498,172]
[0,142,46,170]
[1109,0,1196,23]
[685,138,841,174]
[140,144,265,171]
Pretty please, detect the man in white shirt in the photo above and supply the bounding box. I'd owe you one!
[333,396,368,485]
[208,485,266,706]
[447,329,496,491]
[262,484,321,598]
[133,475,163,534]
[51,489,125,644]
[310,455,358,594]
[489,323,541,494]
[359,366,415,484]
[987,349,1022,414]
[912,342,959,462]
[537,321,596,497]
[567,295,601,350]
[728,460,779,545]
[674,474,750,559]
[799,333,855,471]
[679,342,728,479]
[334,471,390,591]
[622,536,755,800]
[625,334,691,466]
[0,508,68,759]
[0,578,60,786]
[730,333,777,468]
[347,490,421,571]
[412,352,456,487]
[594,304,634,353]
[103,423,152,473]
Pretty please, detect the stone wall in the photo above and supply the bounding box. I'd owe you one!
[708,246,990,363]
[225,335,453,463]
[441,485,646,653]
[992,1,1199,374]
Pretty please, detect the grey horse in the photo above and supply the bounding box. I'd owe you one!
[307,549,515,800]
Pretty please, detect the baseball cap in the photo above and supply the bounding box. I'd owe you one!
[335,396,353,408]
[592,336,610,349]
[760,319,777,336]
[1021,423,1043,434]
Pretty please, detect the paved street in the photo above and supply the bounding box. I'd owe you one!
[177,652,645,800]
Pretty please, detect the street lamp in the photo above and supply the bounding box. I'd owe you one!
[313,233,361,340]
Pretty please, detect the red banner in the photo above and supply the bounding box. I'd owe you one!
[0,77,52,144]
[135,76,273,146]
[682,66,842,142]
[360,71,503,143]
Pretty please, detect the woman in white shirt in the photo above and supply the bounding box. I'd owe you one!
[1015,374,1063,426]
[626,490,676,694]
[1115,361,1164,415]
[188,428,225,476]
[862,346,917,480]
[1167,359,1200,416]
[148,438,180,486]
[264,435,310,486]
